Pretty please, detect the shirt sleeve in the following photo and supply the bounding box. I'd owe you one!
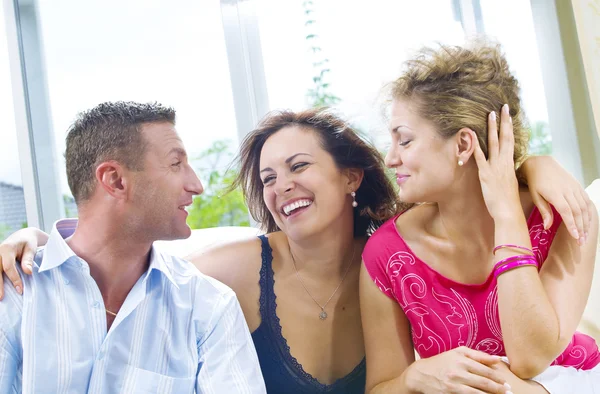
[362,230,397,301]
[0,273,24,393]
[195,290,266,394]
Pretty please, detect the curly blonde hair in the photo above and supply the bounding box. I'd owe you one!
[387,41,530,167]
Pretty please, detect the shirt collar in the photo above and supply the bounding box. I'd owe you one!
[142,246,180,289]
[39,218,179,290]
[38,219,78,272]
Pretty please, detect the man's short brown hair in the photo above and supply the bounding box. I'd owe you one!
[65,101,175,203]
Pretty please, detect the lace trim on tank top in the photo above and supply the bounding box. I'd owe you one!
[257,235,366,390]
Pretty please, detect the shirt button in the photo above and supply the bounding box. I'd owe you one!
[97,350,105,360]
[63,279,70,285]
[92,301,101,308]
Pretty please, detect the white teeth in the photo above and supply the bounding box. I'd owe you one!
[283,200,312,215]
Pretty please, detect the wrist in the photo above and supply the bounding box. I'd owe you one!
[403,360,425,393]
[491,205,525,224]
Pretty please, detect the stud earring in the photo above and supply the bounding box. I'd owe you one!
[458,160,464,166]
[351,191,358,208]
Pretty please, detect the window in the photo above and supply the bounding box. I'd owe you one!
[0,4,25,241]
[15,0,247,228]
[479,0,552,155]
[256,0,464,147]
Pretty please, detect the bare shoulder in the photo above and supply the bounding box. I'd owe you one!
[185,236,264,291]
[186,235,270,330]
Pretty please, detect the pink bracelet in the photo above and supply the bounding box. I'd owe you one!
[494,258,538,278]
[493,254,538,271]
[493,244,533,255]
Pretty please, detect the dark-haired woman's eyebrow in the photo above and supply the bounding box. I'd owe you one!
[260,153,314,174]
[285,153,313,164]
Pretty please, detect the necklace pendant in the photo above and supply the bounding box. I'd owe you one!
[319,310,328,320]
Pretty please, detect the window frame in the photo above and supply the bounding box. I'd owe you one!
[3,0,594,232]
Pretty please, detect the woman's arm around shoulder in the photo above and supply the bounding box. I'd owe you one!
[186,236,264,331]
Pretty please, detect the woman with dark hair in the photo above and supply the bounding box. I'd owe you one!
[360,43,599,393]
[0,106,594,393]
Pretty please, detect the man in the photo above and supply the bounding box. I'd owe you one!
[0,101,266,393]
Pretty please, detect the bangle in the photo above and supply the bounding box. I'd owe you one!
[493,254,538,271]
[493,244,533,255]
[494,258,538,278]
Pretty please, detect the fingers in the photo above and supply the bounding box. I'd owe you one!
[499,104,515,162]
[444,348,513,394]
[473,139,488,170]
[530,191,554,230]
[461,346,502,367]
[1,251,23,296]
[463,357,513,394]
[575,190,592,242]
[448,358,511,394]
[565,192,585,245]
[19,244,35,275]
[460,372,511,394]
[554,197,581,241]
[487,110,499,162]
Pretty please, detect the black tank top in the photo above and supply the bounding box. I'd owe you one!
[250,235,366,393]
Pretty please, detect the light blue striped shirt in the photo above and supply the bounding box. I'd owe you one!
[0,219,266,393]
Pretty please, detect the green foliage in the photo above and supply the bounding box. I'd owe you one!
[528,121,552,155]
[186,140,250,229]
[0,223,11,242]
[303,0,340,108]
[63,194,78,218]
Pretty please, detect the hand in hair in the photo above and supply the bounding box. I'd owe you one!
[473,105,522,221]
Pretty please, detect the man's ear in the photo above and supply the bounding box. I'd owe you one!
[345,167,365,192]
[455,127,478,165]
[95,161,128,200]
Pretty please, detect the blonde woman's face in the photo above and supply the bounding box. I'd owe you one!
[385,99,459,203]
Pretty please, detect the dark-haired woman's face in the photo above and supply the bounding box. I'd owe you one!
[259,126,356,240]
[385,99,459,203]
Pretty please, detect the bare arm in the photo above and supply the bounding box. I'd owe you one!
[359,264,509,394]
[474,106,600,378]
[520,155,594,242]
[359,263,417,393]
[494,207,598,378]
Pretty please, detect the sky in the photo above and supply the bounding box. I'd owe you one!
[0,0,549,195]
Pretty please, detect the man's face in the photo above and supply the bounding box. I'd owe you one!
[127,122,203,241]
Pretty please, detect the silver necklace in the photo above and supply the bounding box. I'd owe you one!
[290,243,356,320]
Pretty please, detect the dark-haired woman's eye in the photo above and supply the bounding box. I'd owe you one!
[262,175,275,185]
[399,140,411,147]
[291,162,308,171]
